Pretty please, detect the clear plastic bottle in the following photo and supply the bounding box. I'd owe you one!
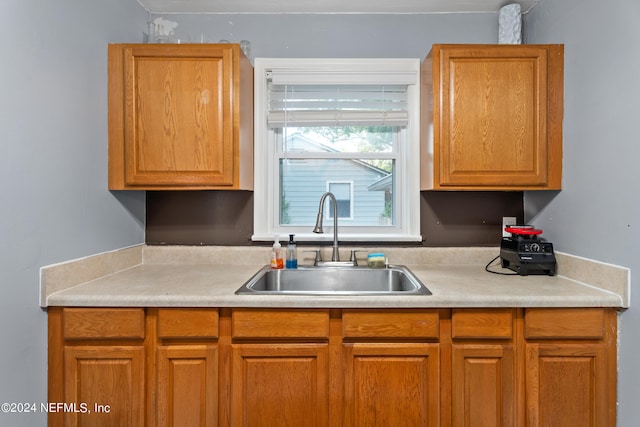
[286,234,298,269]
[270,237,284,269]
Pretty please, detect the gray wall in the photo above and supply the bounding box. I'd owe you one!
[0,1,147,425]
[523,0,638,424]
[154,13,499,58]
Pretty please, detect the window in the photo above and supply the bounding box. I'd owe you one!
[327,182,353,219]
[253,58,421,242]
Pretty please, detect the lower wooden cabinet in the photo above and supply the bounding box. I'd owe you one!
[228,309,331,426]
[154,308,220,427]
[343,343,440,427]
[524,308,617,427]
[48,306,617,426]
[451,344,516,427]
[156,345,218,427]
[341,309,441,426]
[231,344,329,426]
[525,343,606,426]
[449,309,518,427]
[63,345,145,426]
[48,308,146,427]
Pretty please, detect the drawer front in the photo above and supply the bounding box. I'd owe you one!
[63,308,145,340]
[342,310,439,340]
[157,308,219,339]
[232,309,330,339]
[525,308,605,339]
[452,309,513,339]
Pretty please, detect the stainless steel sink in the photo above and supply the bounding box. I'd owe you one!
[235,265,431,296]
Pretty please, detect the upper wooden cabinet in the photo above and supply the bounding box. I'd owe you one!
[421,44,563,190]
[108,44,253,190]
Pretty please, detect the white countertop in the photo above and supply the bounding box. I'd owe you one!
[41,246,628,308]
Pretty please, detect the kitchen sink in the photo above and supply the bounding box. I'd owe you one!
[235,265,431,296]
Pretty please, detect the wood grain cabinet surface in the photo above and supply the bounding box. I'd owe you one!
[342,309,441,427]
[49,308,147,427]
[229,309,331,426]
[421,44,563,190]
[48,307,616,426]
[108,43,253,190]
[524,308,617,427]
[154,309,219,427]
[449,309,517,427]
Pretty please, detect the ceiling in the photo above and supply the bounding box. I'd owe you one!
[137,0,538,14]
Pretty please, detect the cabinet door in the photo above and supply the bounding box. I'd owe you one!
[450,309,517,427]
[128,44,232,187]
[451,344,516,427]
[231,344,329,427]
[63,345,145,427]
[157,345,218,427]
[525,343,607,427]
[108,44,253,189]
[343,343,440,427]
[428,44,563,190]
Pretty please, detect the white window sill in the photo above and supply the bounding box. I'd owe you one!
[251,233,422,243]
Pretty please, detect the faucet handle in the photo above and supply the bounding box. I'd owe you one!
[304,250,322,266]
[350,250,368,267]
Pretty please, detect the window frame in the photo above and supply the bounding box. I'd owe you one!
[252,58,422,242]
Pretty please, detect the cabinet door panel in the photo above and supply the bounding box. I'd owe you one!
[124,45,233,187]
[423,44,563,190]
[343,343,440,427]
[452,344,516,427]
[231,344,329,427]
[526,343,607,427]
[109,43,254,190]
[157,345,218,427]
[64,345,145,427]
[440,46,547,187]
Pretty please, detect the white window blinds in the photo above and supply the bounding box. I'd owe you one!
[266,63,417,128]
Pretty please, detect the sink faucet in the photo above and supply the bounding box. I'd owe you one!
[313,192,340,262]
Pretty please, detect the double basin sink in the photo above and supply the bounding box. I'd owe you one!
[235,265,431,296]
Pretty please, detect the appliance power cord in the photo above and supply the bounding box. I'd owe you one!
[485,255,519,275]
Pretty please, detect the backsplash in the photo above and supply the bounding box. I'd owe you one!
[146,191,524,246]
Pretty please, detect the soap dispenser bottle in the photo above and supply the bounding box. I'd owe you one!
[270,237,284,269]
[286,234,298,269]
